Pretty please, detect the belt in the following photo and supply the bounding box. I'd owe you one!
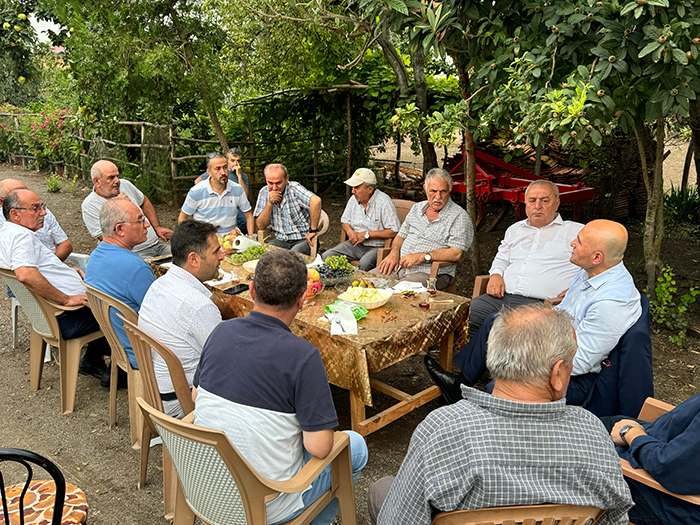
[160,391,178,402]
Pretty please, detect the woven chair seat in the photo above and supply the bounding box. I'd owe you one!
[1,480,88,524]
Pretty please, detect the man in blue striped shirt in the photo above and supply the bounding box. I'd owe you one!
[179,152,254,235]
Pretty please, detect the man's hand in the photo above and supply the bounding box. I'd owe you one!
[268,190,283,205]
[65,294,89,307]
[305,231,317,248]
[486,274,506,298]
[74,268,85,280]
[611,419,646,447]
[557,288,569,298]
[116,192,130,201]
[399,252,424,269]
[347,230,365,246]
[377,252,400,275]
[154,225,173,241]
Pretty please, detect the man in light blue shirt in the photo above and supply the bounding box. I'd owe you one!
[426,219,642,406]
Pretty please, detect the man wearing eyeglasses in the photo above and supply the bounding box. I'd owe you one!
[82,160,172,259]
[84,199,157,385]
[0,188,111,376]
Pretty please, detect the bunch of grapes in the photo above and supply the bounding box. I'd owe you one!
[228,245,267,264]
[317,256,355,282]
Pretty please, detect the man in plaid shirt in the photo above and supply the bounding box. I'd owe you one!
[254,163,322,256]
[368,305,633,525]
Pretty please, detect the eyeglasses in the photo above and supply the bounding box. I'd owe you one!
[13,203,47,213]
[113,216,147,230]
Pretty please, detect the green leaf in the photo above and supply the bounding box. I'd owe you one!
[569,13,587,24]
[672,48,688,65]
[613,60,629,73]
[646,0,669,6]
[678,4,685,18]
[577,65,589,79]
[386,0,409,15]
[639,41,662,58]
[590,128,602,146]
[620,1,638,16]
[634,5,644,18]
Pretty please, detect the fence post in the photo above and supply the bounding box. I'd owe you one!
[141,123,147,176]
[346,93,352,200]
[312,118,318,194]
[244,107,256,183]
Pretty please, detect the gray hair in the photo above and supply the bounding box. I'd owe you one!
[264,163,288,178]
[486,304,577,388]
[253,250,307,310]
[227,147,243,158]
[90,164,103,182]
[2,190,22,220]
[0,179,25,199]
[99,199,132,235]
[206,152,226,170]
[525,179,559,199]
[424,168,452,192]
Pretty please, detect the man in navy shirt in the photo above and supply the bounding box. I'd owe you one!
[193,249,367,525]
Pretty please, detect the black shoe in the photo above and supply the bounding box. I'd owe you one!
[100,365,128,389]
[424,355,468,404]
[79,356,104,379]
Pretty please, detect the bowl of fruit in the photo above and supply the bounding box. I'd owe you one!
[228,244,267,265]
[338,286,393,310]
[217,230,241,255]
[315,256,357,286]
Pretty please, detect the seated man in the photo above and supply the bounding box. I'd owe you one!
[254,163,322,256]
[85,199,156,379]
[138,220,223,419]
[193,250,367,525]
[375,168,473,290]
[368,305,633,525]
[426,219,642,406]
[0,189,110,376]
[0,179,74,260]
[82,160,172,259]
[194,147,250,233]
[179,151,254,235]
[470,179,583,332]
[322,168,400,271]
[604,393,700,525]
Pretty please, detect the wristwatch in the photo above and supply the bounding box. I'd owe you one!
[424,252,432,262]
[364,231,370,240]
[619,424,643,444]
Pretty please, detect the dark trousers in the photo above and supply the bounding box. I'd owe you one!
[57,307,110,361]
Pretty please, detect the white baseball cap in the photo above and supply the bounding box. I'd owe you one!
[345,168,377,187]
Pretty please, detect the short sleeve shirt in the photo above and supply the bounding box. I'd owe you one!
[254,182,316,241]
[181,179,251,235]
[34,209,69,253]
[340,190,401,248]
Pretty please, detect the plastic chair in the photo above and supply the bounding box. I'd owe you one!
[431,503,605,525]
[0,268,103,415]
[0,447,88,525]
[83,283,144,449]
[257,210,330,259]
[137,397,357,525]
[121,316,194,520]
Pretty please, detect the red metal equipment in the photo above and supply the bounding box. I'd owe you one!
[449,149,594,231]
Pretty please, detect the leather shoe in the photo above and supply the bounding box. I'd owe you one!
[100,364,128,389]
[424,355,468,404]
[79,356,104,380]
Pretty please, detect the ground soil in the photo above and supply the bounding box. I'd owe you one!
[0,149,698,524]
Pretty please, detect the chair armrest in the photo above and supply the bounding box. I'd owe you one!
[544,296,564,307]
[638,397,675,422]
[429,261,456,279]
[65,253,89,271]
[340,230,347,243]
[257,228,272,243]
[472,275,490,299]
[376,247,391,265]
[620,459,700,505]
[45,299,84,313]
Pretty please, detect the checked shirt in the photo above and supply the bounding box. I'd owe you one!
[377,388,633,525]
[254,181,316,241]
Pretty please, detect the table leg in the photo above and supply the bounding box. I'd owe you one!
[439,329,456,371]
[349,390,366,434]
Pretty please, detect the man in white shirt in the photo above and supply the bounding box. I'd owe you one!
[81,160,172,259]
[469,180,583,332]
[138,220,224,418]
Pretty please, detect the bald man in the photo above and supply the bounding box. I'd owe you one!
[426,219,642,406]
[81,160,172,259]
[0,179,73,261]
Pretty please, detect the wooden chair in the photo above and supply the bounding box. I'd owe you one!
[137,397,358,525]
[121,316,194,520]
[0,268,103,415]
[257,210,330,259]
[620,397,700,505]
[0,447,88,525]
[431,503,605,525]
[471,275,562,307]
[83,283,144,449]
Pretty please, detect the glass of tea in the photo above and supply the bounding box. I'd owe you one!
[427,278,437,296]
[418,292,430,310]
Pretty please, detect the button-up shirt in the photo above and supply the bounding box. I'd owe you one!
[489,214,583,299]
[556,262,641,375]
[254,181,316,241]
[181,179,251,235]
[398,199,473,277]
[0,208,69,254]
[138,264,222,393]
[340,190,400,248]
[378,387,633,525]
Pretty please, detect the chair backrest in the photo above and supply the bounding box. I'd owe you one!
[121,316,194,419]
[318,210,330,236]
[0,447,66,525]
[137,397,277,525]
[0,268,57,340]
[84,283,138,372]
[392,199,415,224]
[431,504,606,525]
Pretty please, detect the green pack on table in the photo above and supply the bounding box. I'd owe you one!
[324,300,369,321]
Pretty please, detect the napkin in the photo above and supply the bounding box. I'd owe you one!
[307,254,324,268]
[205,270,238,287]
[391,281,427,294]
[330,307,358,335]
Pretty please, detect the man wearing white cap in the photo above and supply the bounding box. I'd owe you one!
[322,168,400,271]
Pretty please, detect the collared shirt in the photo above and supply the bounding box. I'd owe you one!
[398,199,473,277]
[81,179,160,253]
[138,264,222,393]
[618,392,700,525]
[181,178,251,235]
[489,214,583,299]
[377,388,633,525]
[556,263,641,375]
[0,208,68,254]
[254,182,316,241]
[0,221,85,296]
[340,189,400,248]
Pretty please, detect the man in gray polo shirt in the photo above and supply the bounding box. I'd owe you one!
[81,160,172,259]
[375,168,473,290]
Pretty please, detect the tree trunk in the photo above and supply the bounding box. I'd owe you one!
[689,98,700,186]
[681,141,694,192]
[410,49,438,174]
[208,108,229,152]
[464,129,483,276]
[376,27,410,95]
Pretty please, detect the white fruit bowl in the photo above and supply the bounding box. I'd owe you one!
[337,287,393,310]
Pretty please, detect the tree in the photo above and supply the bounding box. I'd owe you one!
[1,0,39,105]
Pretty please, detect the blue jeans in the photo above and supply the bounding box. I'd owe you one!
[273,431,368,525]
